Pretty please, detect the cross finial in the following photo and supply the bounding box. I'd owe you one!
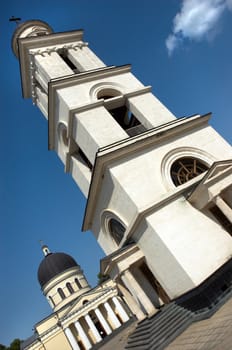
[9,16,22,25]
[39,241,51,256]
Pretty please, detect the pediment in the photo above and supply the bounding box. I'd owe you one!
[204,159,232,181]
[188,159,232,209]
[58,280,116,319]
[100,244,144,278]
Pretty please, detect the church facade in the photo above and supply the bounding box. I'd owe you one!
[12,19,232,350]
[21,245,132,350]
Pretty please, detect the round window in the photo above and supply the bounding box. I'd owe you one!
[171,157,208,186]
[108,218,126,245]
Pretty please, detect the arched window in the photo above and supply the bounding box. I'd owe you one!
[108,218,126,245]
[171,157,208,186]
[49,296,55,307]
[58,288,66,300]
[75,278,82,289]
[66,282,74,294]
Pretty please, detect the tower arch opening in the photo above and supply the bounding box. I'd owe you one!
[96,87,146,136]
[57,48,80,73]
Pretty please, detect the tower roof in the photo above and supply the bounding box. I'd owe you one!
[38,249,79,288]
[11,19,53,57]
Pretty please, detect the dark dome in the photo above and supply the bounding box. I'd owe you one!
[38,252,79,287]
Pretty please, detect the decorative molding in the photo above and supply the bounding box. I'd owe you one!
[18,30,84,98]
[30,41,88,57]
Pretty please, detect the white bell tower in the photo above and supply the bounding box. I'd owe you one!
[13,20,232,319]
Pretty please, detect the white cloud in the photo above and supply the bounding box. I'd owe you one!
[165,35,180,55]
[166,0,232,55]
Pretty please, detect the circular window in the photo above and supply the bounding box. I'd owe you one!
[108,218,126,245]
[58,123,69,147]
[171,157,208,186]
[89,82,124,100]
[97,88,121,100]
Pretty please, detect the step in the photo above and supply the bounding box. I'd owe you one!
[148,307,190,335]
[127,310,179,343]
[129,303,179,338]
[126,309,190,347]
[150,313,193,349]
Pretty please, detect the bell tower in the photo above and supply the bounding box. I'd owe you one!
[13,20,232,319]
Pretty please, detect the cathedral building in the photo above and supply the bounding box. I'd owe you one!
[21,244,132,349]
[12,19,232,350]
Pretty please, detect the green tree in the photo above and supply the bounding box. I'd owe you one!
[97,272,110,285]
[0,339,22,350]
[8,339,21,350]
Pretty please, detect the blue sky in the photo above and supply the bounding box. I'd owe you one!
[1,0,232,346]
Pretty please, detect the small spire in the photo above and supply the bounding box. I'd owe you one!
[39,241,51,257]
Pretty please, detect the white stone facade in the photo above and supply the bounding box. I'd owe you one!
[14,20,232,321]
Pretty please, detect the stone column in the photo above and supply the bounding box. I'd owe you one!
[34,52,74,84]
[121,269,155,316]
[214,196,232,222]
[117,278,146,321]
[94,307,112,335]
[68,46,105,72]
[84,314,102,343]
[112,296,129,322]
[74,320,92,350]
[64,328,80,350]
[104,301,121,329]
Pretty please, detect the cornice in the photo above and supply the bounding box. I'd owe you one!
[82,113,212,231]
[18,30,84,98]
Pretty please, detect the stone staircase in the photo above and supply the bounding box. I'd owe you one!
[125,258,232,349]
[125,302,193,350]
